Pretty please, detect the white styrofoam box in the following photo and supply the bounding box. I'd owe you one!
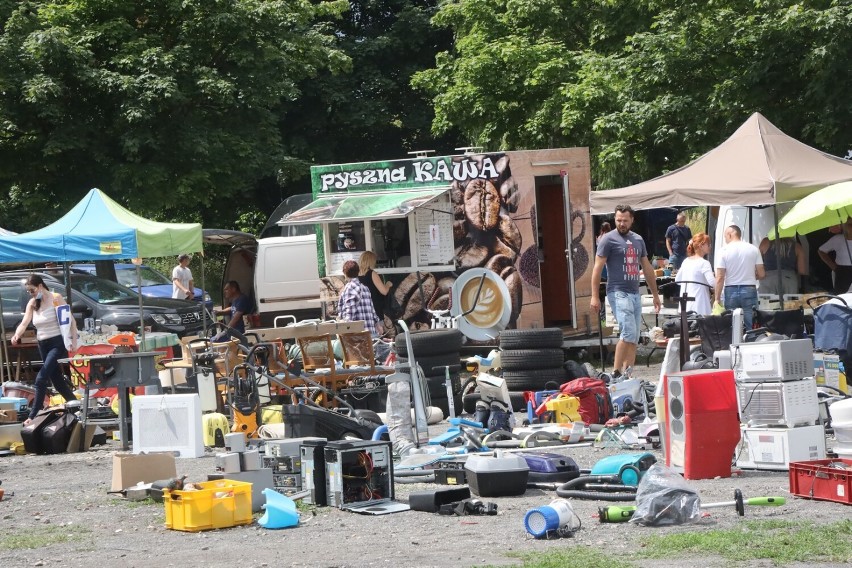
[131,394,204,458]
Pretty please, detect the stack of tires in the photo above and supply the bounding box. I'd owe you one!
[394,329,463,417]
[499,328,568,401]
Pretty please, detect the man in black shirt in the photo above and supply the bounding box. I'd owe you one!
[665,212,692,269]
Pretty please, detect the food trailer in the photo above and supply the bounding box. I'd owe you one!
[279,148,596,343]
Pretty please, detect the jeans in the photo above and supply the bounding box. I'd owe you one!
[31,334,77,419]
[724,285,758,332]
[669,253,687,269]
[607,291,642,344]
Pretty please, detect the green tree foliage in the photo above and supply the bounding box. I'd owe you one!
[414,0,852,189]
[0,0,349,230]
[279,0,460,175]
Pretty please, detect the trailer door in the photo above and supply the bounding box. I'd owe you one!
[537,183,572,326]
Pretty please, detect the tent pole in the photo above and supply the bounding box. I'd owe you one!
[136,262,146,350]
[201,254,208,334]
[0,291,7,382]
[63,262,73,304]
[772,205,784,300]
[838,210,852,293]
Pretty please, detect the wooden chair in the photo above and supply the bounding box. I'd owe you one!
[210,338,244,378]
[297,334,336,373]
[338,331,393,376]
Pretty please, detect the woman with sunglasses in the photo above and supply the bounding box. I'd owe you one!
[11,274,79,425]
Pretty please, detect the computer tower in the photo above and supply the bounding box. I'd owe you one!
[324,440,407,514]
[300,439,328,506]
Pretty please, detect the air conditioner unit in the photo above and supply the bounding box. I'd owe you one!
[132,394,204,458]
[737,377,819,427]
[734,339,812,382]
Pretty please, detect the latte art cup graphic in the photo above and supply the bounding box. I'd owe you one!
[461,276,503,328]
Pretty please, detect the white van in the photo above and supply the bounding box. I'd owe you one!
[711,203,796,255]
[204,196,322,327]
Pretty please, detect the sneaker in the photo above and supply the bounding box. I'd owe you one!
[611,370,622,383]
[623,365,633,380]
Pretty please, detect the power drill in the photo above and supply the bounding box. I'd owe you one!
[598,505,637,523]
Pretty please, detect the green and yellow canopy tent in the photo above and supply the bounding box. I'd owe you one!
[0,189,204,377]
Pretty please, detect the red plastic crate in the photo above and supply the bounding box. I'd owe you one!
[788,459,852,505]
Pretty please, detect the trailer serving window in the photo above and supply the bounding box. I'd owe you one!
[278,188,455,275]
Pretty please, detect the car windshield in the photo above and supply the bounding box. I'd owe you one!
[115,266,171,288]
[69,275,140,304]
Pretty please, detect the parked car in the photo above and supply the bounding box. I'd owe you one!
[71,263,213,312]
[0,270,209,338]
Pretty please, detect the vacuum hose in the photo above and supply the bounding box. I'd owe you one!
[555,475,638,502]
[393,470,436,484]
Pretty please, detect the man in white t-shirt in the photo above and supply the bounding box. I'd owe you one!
[715,225,765,332]
[171,254,195,300]
[818,216,852,294]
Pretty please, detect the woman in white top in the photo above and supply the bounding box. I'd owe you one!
[11,274,79,425]
[675,232,715,315]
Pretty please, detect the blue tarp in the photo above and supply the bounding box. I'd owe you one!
[0,189,202,263]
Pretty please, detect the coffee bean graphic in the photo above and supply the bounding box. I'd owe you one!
[464,179,501,231]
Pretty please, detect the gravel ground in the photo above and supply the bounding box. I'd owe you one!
[1,357,849,568]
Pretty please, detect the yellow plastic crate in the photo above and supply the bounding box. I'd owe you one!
[164,480,253,532]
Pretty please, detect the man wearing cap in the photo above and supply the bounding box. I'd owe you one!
[171,254,194,300]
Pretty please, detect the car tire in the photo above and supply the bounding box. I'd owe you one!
[394,329,463,357]
[502,367,568,391]
[500,348,564,371]
[498,328,563,350]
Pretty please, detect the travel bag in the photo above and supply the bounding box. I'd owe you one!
[558,377,613,425]
[21,409,62,454]
[40,408,79,454]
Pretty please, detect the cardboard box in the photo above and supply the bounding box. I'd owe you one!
[814,351,825,386]
[823,352,848,394]
[66,422,97,453]
[0,409,16,423]
[111,452,177,492]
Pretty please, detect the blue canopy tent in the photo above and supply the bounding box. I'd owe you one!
[0,188,201,262]
[0,189,205,379]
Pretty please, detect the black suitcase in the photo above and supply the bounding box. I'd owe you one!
[21,409,62,454]
[40,409,78,454]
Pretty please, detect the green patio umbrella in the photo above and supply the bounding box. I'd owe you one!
[774,181,852,238]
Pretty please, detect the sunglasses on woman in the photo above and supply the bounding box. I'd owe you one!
[25,287,38,294]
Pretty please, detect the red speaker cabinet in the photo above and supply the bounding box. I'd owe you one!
[664,369,741,480]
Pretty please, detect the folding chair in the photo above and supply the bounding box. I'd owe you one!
[754,308,806,338]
